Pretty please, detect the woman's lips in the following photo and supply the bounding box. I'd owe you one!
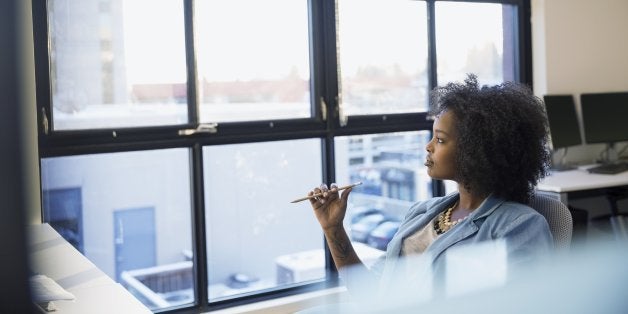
[425,159,433,167]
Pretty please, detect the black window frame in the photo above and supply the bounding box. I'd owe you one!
[31,0,532,312]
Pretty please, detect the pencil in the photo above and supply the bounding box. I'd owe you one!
[290,182,363,203]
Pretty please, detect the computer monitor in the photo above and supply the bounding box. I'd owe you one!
[580,92,628,163]
[543,95,582,150]
[543,94,582,171]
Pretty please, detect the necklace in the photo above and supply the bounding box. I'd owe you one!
[434,201,467,235]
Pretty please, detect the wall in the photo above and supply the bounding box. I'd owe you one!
[13,0,41,225]
[0,0,36,311]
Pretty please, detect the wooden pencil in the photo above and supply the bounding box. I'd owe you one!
[290,182,363,203]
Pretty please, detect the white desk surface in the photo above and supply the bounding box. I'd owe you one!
[28,223,152,314]
[537,165,628,193]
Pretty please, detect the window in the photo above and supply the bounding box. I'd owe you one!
[40,149,194,311]
[336,131,432,259]
[203,139,323,301]
[337,0,429,116]
[195,0,312,122]
[435,1,518,85]
[46,0,188,130]
[34,0,532,312]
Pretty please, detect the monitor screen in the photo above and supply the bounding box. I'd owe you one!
[580,92,628,144]
[543,95,582,149]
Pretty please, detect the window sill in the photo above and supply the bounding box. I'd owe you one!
[205,286,347,314]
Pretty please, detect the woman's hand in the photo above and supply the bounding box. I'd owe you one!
[308,183,353,232]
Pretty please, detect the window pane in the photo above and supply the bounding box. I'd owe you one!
[48,0,188,130]
[195,0,311,122]
[335,131,432,260]
[203,139,323,301]
[337,0,429,116]
[436,2,517,85]
[40,149,194,311]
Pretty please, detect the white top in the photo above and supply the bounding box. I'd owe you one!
[401,217,439,256]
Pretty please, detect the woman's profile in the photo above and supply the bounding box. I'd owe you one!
[307,74,553,299]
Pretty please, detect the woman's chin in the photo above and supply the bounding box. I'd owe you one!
[426,168,447,180]
[426,167,436,177]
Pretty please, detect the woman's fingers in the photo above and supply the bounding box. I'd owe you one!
[308,190,320,207]
[308,183,340,206]
[319,183,329,198]
[308,185,325,205]
[340,186,352,201]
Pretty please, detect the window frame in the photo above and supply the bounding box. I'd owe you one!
[31,0,533,312]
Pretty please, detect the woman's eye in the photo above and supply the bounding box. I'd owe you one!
[437,138,444,143]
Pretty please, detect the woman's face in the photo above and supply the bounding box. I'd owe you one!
[425,110,457,180]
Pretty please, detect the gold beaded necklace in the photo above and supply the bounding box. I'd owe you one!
[434,201,467,235]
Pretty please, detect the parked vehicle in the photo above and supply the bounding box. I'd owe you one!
[350,213,387,243]
[366,220,401,250]
[349,206,384,224]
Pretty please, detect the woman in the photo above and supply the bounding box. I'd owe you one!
[308,74,553,297]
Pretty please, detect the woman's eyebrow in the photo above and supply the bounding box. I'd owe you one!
[434,129,450,136]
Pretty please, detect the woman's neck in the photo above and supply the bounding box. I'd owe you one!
[456,185,487,211]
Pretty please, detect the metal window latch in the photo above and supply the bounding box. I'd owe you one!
[41,107,49,135]
[178,123,218,136]
[320,97,327,122]
[337,95,347,127]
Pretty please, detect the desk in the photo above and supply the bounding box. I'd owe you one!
[536,165,628,204]
[28,223,152,314]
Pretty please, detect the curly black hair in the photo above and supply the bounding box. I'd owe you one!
[429,74,550,204]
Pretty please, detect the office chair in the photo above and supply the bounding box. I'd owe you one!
[529,193,573,250]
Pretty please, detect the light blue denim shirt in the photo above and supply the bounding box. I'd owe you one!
[369,192,553,292]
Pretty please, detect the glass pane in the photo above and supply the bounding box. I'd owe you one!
[337,0,429,116]
[40,149,194,311]
[335,131,432,261]
[48,0,188,130]
[444,179,458,195]
[435,2,516,85]
[203,139,323,302]
[195,0,311,122]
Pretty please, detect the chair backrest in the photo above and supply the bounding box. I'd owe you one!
[529,192,573,249]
